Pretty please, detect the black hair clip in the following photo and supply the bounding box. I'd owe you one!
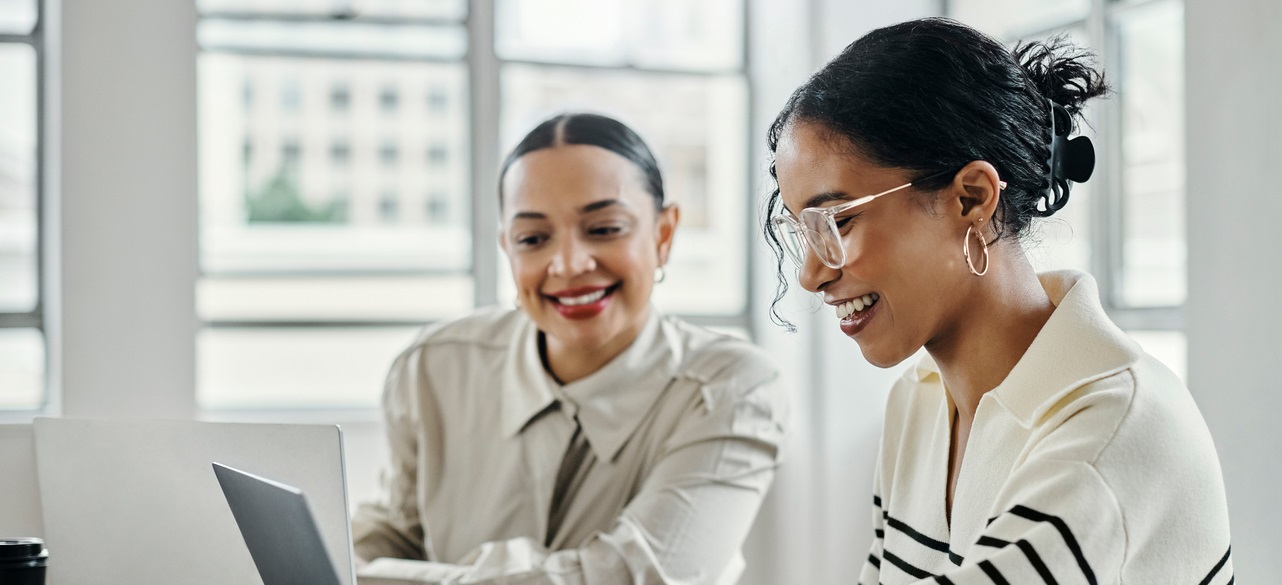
[1039,101,1096,216]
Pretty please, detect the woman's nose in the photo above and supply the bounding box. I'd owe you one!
[548,236,596,277]
[797,250,838,293]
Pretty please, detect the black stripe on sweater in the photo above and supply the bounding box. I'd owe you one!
[886,516,950,553]
[883,549,935,580]
[1198,545,1232,585]
[867,553,881,568]
[979,560,1010,585]
[882,514,966,565]
[1015,539,1060,585]
[1007,505,1097,585]
[975,535,1059,584]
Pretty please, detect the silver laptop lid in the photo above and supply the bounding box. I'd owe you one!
[214,463,345,585]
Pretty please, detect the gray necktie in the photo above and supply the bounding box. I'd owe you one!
[545,414,595,547]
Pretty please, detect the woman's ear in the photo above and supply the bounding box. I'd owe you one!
[497,224,510,257]
[655,204,680,265]
[950,160,1003,224]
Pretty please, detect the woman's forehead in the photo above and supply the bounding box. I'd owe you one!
[776,124,890,209]
[503,145,650,216]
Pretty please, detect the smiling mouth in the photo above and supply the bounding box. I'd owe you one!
[835,292,880,319]
[546,283,621,306]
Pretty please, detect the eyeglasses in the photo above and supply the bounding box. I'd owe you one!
[770,171,1005,270]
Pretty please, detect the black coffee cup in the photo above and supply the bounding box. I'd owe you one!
[0,538,47,585]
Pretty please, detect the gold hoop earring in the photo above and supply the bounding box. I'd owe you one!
[963,223,990,276]
[654,266,667,284]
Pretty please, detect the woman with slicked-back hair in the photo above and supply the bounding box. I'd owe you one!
[764,18,1232,584]
[351,113,789,584]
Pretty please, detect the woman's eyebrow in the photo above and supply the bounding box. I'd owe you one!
[579,199,625,214]
[784,191,850,215]
[803,191,851,209]
[508,199,629,220]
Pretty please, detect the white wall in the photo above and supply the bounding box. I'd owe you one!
[1185,0,1282,580]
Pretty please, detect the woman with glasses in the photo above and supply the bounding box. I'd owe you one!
[765,18,1232,584]
[351,113,788,584]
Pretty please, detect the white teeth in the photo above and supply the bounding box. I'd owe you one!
[558,289,607,306]
[834,293,880,320]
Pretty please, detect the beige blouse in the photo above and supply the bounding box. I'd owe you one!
[351,307,789,585]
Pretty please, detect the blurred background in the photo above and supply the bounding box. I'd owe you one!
[0,0,1277,581]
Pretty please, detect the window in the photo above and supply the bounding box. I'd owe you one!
[426,192,450,225]
[195,0,750,410]
[378,192,399,223]
[379,85,399,113]
[330,83,350,112]
[330,138,350,166]
[950,0,1187,377]
[378,141,399,167]
[426,143,448,167]
[280,79,301,112]
[427,86,449,113]
[0,0,44,411]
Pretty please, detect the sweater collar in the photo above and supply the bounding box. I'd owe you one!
[914,271,1141,427]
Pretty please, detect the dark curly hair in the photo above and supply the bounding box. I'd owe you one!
[763,17,1110,330]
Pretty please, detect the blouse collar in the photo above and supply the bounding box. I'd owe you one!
[500,307,683,461]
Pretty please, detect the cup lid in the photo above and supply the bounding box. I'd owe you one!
[0,538,46,561]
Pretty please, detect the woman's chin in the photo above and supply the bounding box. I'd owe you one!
[854,341,912,370]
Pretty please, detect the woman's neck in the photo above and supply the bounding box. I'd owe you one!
[540,312,649,385]
[926,250,1056,423]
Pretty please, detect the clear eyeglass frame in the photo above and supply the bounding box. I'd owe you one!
[771,172,1005,270]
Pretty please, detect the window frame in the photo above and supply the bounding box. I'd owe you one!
[0,0,49,414]
[193,0,756,414]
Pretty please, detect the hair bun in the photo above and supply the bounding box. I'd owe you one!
[1014,36,1109,118]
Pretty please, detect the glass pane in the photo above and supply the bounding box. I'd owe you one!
[198,326,419,409]
[198,19,467,60]
[495,0,743,71]
[198,52,470,273]
[1117,1,1185,307]
[951,0,1089,40]
[0,0,36,34]
[0,44,37,312]
[501,65,749,315]
[196,0,466,21]
[197,274,473,321]
[1127,329,1186,382]
[0,328,44,410]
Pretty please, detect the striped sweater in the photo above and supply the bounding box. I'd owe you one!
[858,271,1233,585]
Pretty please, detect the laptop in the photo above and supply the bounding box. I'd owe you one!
[214,462,352,585]
[34,418,355,585]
